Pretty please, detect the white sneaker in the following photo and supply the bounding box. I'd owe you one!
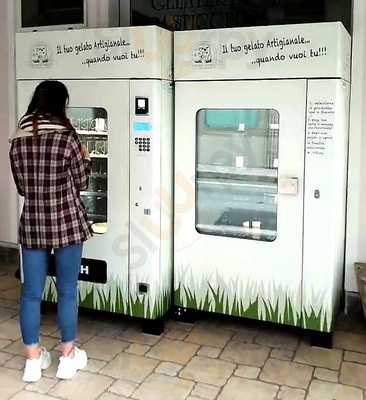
[22,347,52,383]
[56,347,87,380]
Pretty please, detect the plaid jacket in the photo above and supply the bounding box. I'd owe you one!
[9,115,93,248]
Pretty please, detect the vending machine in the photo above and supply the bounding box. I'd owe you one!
[16,26,173,332]
[174,22,351,342]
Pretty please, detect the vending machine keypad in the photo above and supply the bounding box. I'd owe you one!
[134,137,151,152]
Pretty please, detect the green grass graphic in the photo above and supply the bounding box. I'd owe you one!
[174,265,330,332]
[43,277,171,319]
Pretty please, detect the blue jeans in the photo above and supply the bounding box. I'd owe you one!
[20,244,82,347]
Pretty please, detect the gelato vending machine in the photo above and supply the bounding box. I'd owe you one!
[174,22,351,343]
[16,26,173,332]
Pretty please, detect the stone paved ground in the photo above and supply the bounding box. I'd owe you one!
[0,261,366,400]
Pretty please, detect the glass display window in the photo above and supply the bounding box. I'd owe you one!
[196,108,279,242]
[68,107,108,235]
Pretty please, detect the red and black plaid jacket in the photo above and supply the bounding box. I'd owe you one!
[9,115,93,248]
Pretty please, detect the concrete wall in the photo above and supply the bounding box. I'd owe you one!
[0,0,17,245]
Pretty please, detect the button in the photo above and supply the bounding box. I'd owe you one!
[135,138,138,144]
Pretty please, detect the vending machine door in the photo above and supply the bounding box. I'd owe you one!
[17,79,130,313]
[174,79,306,326]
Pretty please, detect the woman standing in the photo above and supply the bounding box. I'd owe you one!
[9,80,93,382]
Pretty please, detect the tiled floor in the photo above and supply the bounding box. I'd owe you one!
[0,262,366,400]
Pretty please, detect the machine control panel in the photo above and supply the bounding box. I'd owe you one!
[134,136,151,152]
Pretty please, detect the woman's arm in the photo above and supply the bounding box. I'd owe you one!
[9,143,25,196]
[69,132,91,191]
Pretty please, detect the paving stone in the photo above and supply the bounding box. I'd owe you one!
[231,327,258,343]
[220,341,270,367]
[185,325,233,348]
[314,367,339,382]
[147,338,199,364]
[270,348,294,361]
[180,356,235,387]
[277,386,306,400]
[0,339,12,350]
[0,307,17,323]
[165,320,194,331]
[260,359,313,389]
[100,352,159,383]
[197,346,221,359]
[3,337,58,356]
[42,351,62,379]
[125,343,151,356]
[165,328,190,340]
[2,287,21,301]
[0,276,19,291]
[0,351,13,366]
[234,365,260,379]
[344,351,366,364]
[218,377,278,400]
[108,379,139,397]
[255,329,299,350]
[11,392,57,400]
[99,393,129,400]
[155,361,183,376]
[118,327,162,346]
[82,336,129,361]
[50,321,99,344]
[0,318,21,340]
[165,321,192,340]
[132,373,194,400]
[334,331,366,353]
[96,321,128,339]
[187,397,202,400]
[39,323,58,337]
[191,383,220,399]
[25,377,58,394]
[84,358,107,373]
[307,379,363,400]
[294,343,342,370]
[0,299,19,309]
[340,361,366,389]
[50,371,113,400]
[0,367,25,399]
[197,319,240,332]
[4,355,25,370]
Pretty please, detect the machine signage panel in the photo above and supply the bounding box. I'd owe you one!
[175,22,351,81]
[16,26,173,80]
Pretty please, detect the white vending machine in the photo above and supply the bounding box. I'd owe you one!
[16,26,173,332]
[174,22,351,343]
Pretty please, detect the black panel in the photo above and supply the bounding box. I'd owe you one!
[21,0,84,28]
[131,0,351,33]
[135,97,150,115]
[47,255,107,284]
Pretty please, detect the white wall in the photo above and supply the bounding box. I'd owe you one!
[0,0,17,245]
[345,0,366,293]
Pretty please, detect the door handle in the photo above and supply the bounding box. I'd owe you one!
[278,177,298,195]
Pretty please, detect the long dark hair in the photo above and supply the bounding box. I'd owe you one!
[24,80,73,134]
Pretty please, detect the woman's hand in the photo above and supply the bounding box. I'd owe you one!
[81,145,90,160]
